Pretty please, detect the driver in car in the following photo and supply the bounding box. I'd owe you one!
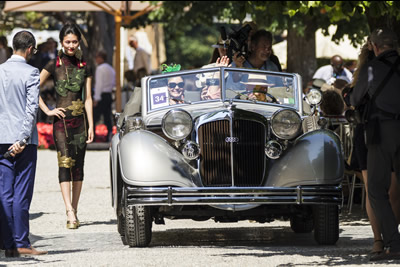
[168,76,185,105]
[240,73,278,103]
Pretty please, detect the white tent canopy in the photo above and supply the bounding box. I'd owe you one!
[4,1,149,12]
[273,26,365,69]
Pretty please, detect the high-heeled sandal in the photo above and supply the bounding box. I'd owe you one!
[74,209,80,227]
[370,239,384,255]
[66,208,78,229]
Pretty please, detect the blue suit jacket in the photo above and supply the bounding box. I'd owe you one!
[0,55,40,145]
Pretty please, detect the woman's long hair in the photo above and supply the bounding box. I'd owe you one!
[209,48,220,64]
[351,40,374,87]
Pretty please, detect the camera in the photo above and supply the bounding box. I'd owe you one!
[220,24,252,63]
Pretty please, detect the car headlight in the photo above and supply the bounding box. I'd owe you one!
[306,88,322,105]
[182,141,200,160]
[271,109,302,140]
[162,109,193,140]
[265,140,282,159]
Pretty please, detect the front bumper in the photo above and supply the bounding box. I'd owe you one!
[125,185,342,206]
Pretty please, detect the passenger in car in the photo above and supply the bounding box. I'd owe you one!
[200,56,230,100]
[168,76,185,105]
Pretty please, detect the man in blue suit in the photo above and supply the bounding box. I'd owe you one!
[0,30,47,257]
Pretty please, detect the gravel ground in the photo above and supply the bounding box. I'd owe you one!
[0,149,399,266]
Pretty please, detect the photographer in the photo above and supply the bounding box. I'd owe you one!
[346,38,399,257]
[349,27,400,261]
[231,29,280,72]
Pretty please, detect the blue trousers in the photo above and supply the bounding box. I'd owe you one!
[0,144,37,249]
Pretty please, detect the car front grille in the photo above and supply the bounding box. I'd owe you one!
[198,119,266,187]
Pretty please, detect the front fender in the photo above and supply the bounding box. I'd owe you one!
[118,130,199,187]
[266,129,344,187]
[110,133,120,210]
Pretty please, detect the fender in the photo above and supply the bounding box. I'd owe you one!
[266,129,344,187]
[118,130,199,187]
[110,133,121,210]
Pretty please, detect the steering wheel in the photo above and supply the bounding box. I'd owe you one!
[267,93,278,103]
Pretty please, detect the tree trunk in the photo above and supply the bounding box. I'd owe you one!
[287,19,317,90]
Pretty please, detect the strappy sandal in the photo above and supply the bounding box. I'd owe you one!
[370,240,384,255]
[66,208,78,229]
[75,209,80,227]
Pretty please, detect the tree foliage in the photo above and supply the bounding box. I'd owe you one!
[149,1,374,45]
[2,1,400,73]
[147,1,400,81]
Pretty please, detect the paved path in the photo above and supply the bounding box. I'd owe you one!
[0,150,397,266]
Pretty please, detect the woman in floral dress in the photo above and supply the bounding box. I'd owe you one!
[39,22,94,229]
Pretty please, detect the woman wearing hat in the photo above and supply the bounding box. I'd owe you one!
[199,38,230,100]
[208,38,228,65]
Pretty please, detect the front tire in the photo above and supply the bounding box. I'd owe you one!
[124,205,152,247]
[117,212,127,245]
[313,205,339,245]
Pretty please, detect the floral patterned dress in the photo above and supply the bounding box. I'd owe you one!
[44,53,92,182]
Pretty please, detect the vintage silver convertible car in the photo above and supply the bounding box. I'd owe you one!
[110,67,344,247]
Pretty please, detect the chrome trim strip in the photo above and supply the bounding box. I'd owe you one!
[228,105,235,186]
[125,186,342,206]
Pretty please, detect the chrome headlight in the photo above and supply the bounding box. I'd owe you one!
[265,140,282,159]
[182,141,200,160]
[306,88,322,105]
[162,109,193,140]
[271,109,302,140]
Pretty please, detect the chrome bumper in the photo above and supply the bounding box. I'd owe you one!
[125,185,342,206]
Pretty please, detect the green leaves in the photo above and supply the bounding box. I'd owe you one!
[161,63,181,73]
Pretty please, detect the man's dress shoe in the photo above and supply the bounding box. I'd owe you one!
[17,246,48,255]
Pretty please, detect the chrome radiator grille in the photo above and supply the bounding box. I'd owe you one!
[198,119,266,187]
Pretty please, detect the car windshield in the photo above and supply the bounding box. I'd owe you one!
[146,68,298,112]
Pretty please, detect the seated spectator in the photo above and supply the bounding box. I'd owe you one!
[317,77,350,116]
[313,55,353,85]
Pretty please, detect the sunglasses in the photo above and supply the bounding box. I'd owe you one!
[32,47,38,55]
[168,82,184,88]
